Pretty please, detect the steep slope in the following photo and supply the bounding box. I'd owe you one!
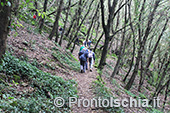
[6,21,169,113]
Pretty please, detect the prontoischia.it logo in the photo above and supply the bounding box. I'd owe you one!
[54,97,160,108]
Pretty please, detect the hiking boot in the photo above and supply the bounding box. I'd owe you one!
[81,70,83,73]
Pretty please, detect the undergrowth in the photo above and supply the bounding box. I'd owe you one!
[52,47,80,71]
[0,52,78,112]
[92,76,124,113]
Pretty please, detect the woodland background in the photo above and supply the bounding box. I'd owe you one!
[0,0,170,112]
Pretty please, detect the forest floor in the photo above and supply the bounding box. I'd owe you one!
[6,21,170,113]
[7,22,105,113]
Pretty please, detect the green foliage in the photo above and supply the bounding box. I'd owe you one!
[13,75,21,82]
[81,24,88,33]
[0,52,78,112]
[124,89,136,98]
[52,47,80,71]
[92,78,124,113]
[112,53,118,59]
[138,93,147,99]
[146,108,163,113]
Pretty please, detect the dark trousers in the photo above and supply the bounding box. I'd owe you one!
[80,60,86,72]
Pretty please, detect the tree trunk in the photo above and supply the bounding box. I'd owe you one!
[125,0,160,90]
[48,0,63,40]
[94,32,104,53]
[138,18,168,91]
[59,0,71,46]
[65,12,77,37]
[39,0,48,33]
[94,20,100,41]
[85,3,100,41]
[13,0,19,16]
[98,0,118,70]
[111,1,128,78]
[123,2,135,82]
[152,58,170,98]
[34,0,38,16]
[0,0,12,63]
[162,77,170,110]
[70,0,95,53]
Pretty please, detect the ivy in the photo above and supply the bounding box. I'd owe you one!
[0,52,78,112]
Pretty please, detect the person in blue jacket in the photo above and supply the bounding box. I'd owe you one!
[88,48,95,72]
[87,40,92,48]
[83,40,92,48]
[78,48,89,73]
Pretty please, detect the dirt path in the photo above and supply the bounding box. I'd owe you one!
[71,70,98,112]
[66,44,103,113]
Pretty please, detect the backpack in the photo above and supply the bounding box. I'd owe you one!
[88,51,93,58]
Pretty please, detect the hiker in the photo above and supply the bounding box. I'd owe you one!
[83,40,92,48]
[80,43,85,52]
[75,37,80,46]
[78,48,89,73]
[87,40,92,48]
[83,40,87,47]
[33,14,37,20]
[88,48,95,72]
[58,26,63,35]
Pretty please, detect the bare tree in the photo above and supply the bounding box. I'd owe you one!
[48,0,63,41]
[125,0,161,90]
[39,0,48,33]
[0,0,12,63]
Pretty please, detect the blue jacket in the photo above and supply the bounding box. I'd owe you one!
[79,50,89,61]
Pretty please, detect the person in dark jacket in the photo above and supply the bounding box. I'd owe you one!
[75,37,80,46]
[78,48,89,73]
[58,26,63,35]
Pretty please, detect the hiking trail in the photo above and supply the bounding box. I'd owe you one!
[62,43,104,113]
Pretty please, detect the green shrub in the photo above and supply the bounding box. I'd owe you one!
[92,79,124,113]
[52,47,80,71]
[0,52,78,112]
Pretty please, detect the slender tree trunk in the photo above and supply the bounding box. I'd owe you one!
[98,0,118,70]
[86,3,100,41]
[111,1,127,78]
[90,21,96,41]
[0,0,12,63]
[94,32,104,53]
[125,0,161,90]
[66,23,77,49]
[123,2,135,82]
[94,20,100,41]
[162,76,170,110]
[67,0,82,50]
[13,0,19,16]
[65,12,77,37]
[39,0,48,33]
[70,0,95,53]
[34,0,38,16]
[59,0,71,46]
[138,18,168,91]
[48,0,63,40]
[152,58,170,98]
[156,53,167,84]
[55,0,64,43]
